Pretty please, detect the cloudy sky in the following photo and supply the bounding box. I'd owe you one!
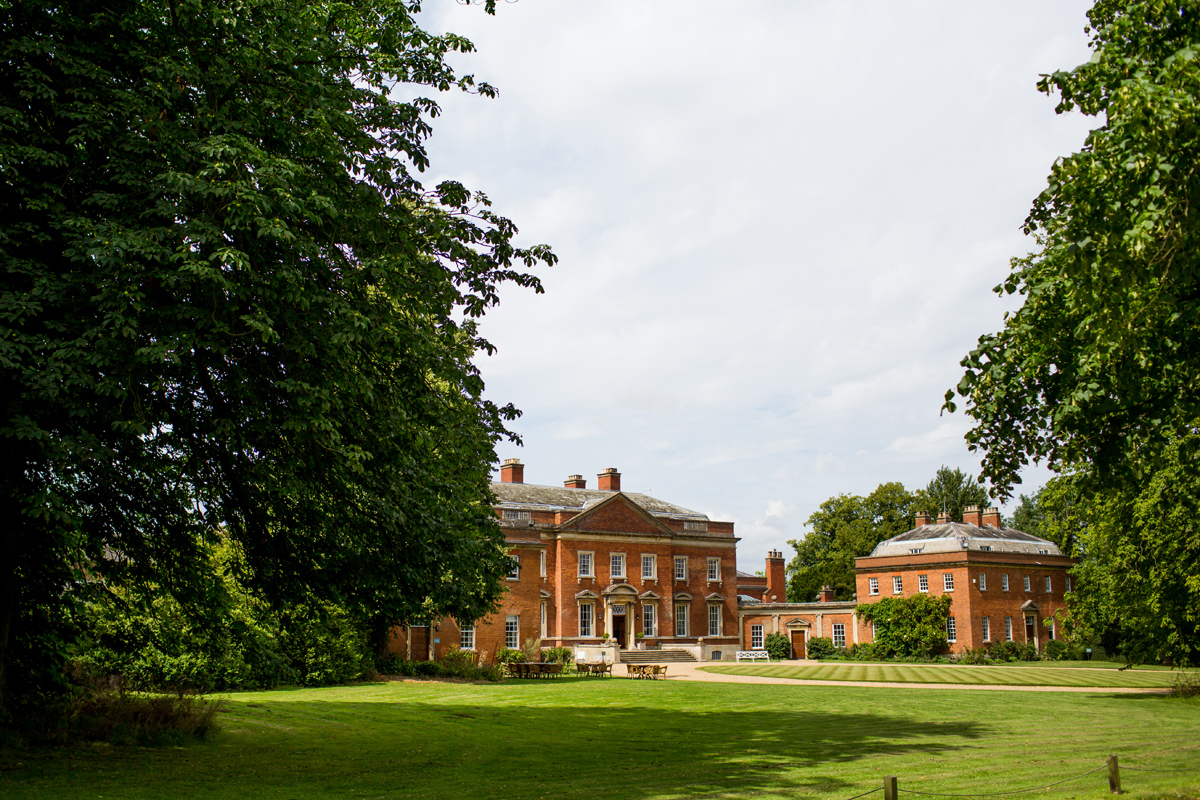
[414,1,1098,563]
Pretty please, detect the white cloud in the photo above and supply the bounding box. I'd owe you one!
[415,0,1095,561]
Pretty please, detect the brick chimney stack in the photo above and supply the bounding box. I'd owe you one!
[962,505,982,526]
[597,467,621,491]
[936,511,951,524]
[500,458,524,484]
[981,506,1002,527]
[915,511,931,527]
[564,474,586,489]
[765,550,786,603]
[818,585,836,603]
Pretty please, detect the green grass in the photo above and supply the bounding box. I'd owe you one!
[993,660,1175,670]
[2,678,1197,800]
[700,662,1190,687]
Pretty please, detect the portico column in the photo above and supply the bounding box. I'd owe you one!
[627,605,635,649]
[604,602,613,638]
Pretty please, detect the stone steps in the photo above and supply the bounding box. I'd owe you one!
[618,648,698,664]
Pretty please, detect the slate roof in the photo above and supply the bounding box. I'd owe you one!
[868,522,1063,557]
[491,482,709,521]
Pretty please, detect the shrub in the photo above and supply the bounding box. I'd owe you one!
[958,646,992,665]
[1044,639,1069,661]
[987,640,1040,662]
[806,637,837,659]
[844,642,877,661]
[65,690,223,746]
[520,637,542,662]
[1015,642,1040,661]
[413,660,443,677]
[764,632,791,660]
[494,648,525,664]
[376,653,404,675]
[475,665,504,682]
[540,647,574,665]
[277,604,374,686]
[856,594,952,659]
[438,648,478,677]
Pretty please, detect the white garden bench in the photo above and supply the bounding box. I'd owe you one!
[735,650,771,662]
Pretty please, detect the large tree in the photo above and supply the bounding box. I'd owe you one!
[787,482,916,602]
[913,465,990,523]
[946,0,1200,494]
[946,0,1200,665]
[0,0,554,712]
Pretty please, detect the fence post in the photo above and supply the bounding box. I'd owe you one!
[883,776,898,800]
[1107,754,1121,794]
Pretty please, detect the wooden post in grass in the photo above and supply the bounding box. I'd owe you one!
[883,776,898,800]
[1107,755,1121,794]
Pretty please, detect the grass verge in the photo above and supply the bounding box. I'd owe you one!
[1,678,1196,799]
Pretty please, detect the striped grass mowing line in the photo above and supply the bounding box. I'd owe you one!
[702,662,1187,687]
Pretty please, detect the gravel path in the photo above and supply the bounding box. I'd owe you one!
[635,662,1169,693]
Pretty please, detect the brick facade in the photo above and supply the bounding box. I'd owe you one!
[736,514,1075,658]
[390,461,740,661]
[853,550,1073,652]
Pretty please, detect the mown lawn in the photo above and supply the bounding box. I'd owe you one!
[701,662,1189,688]
[2,678,1197,800]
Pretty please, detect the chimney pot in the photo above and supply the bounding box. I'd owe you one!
[981,506,1002,527]
[597,467,621,492]
[564,474,586,489]
[936,511,951,524]
[500,458,524,484]
[915,511,931,527]
[962,505,983,526]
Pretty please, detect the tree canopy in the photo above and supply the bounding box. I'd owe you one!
[1013,461,1199,667]
[786,482,916,602]
[913,466,990,523]
[0,0,554,713]
[946,0,1200,666]
[946,0,1200,496]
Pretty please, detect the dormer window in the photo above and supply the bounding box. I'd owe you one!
[503,509,531,521]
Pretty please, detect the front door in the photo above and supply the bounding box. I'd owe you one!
[612,615,627,648]
[790,631,806,659]
[1025,615,1037,647]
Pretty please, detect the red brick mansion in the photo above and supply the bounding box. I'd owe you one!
[394,459,741,662]
[393,460,1073,662]
[737,507,1074,657]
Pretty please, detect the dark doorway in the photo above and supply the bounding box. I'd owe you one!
[612,615,627,648]
[1025,615,1036,643]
